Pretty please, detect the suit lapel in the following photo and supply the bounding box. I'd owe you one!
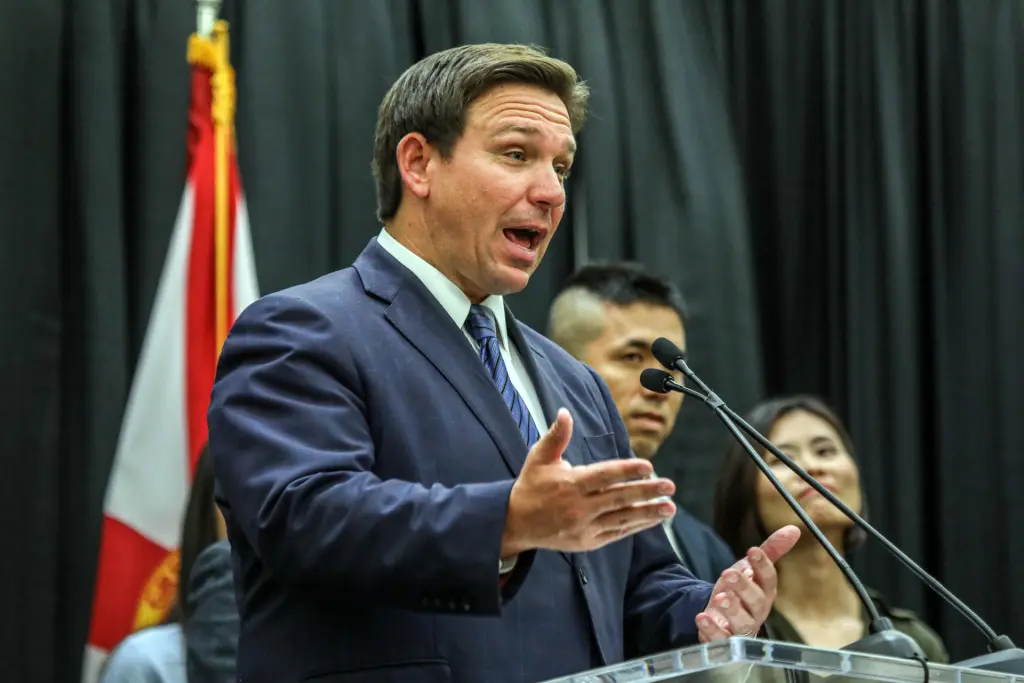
[356,240,530,478]
[505,310,588,468]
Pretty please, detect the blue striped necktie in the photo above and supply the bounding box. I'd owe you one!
[465,304,541,449]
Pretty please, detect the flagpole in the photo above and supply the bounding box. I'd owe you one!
[214,24,232,355]
[81,6,260,678]
[193,0,233,354]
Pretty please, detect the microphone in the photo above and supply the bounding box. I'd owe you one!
[646,338,1024,673]
[640,368,707,402]
[639,367,920,660]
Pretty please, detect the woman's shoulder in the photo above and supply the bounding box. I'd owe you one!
[99,623,186,683]
[871,591,950,664]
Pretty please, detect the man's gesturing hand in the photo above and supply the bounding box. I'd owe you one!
[695,525,801,643]
[501,408,676,556]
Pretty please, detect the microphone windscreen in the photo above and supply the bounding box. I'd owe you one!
[651,338,684,370]
[640,368,672,394]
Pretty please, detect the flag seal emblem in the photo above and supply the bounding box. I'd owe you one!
[132,549,180,631]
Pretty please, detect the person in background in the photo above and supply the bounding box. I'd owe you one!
[100,447,239,683]
[181,539,238,683]
[547,263,734,582]
[713,395,948,661]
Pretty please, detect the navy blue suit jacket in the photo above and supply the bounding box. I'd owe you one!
[207,238,714,683]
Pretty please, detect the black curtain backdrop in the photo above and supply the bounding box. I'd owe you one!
[0,1,1019,680]
[704,0,1024,657]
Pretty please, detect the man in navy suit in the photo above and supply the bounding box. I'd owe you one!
[207,44,799,683]
[547,263,736,583]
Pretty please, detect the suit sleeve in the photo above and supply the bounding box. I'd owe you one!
[580,365,715,656]
[207,293,524,615]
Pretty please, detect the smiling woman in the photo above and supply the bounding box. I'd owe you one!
[712,396,949,665]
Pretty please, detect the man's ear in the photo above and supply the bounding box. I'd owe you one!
[395,132,434,200]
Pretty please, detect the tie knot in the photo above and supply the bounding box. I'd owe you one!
[466,305,498,344]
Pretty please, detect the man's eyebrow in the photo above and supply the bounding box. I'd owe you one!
[621,339,651,353]
[494,123,540,137]
[493,123,576,155]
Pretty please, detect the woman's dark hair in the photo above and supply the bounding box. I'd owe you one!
[164,446,222,623]
[712,395,868,558]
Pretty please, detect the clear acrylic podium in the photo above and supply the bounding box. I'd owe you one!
[541,637,1017,683]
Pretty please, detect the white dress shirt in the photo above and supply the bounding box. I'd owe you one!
[652,467,689,568]
[376,228,549,437]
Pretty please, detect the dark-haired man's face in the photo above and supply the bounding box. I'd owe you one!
[581,302,686,460]
[402,83,575,302]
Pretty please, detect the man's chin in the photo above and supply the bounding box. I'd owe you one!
[489,265,533,295]
[629,437,661,461]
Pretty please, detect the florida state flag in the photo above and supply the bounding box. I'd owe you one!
[81,20,259,682]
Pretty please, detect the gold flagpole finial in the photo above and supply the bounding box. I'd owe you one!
[196,0,222,37]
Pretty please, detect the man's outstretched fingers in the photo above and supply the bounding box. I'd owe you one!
[711,589,757,637]
[722,568,764,616]
[592,499,674,534]
[575,459,654,494]
[696,610,732,644]
[593,518,665,544]
[588,478,675,514]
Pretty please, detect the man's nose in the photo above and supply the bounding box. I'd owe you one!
[528,167,566,209]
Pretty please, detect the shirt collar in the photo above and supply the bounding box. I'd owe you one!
[377,228,510,350]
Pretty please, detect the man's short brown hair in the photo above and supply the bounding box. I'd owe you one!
[372,43,589,223]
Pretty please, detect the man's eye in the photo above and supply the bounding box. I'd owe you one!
[506,150,526,161]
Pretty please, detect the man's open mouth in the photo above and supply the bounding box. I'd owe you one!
[503,227,544,251]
